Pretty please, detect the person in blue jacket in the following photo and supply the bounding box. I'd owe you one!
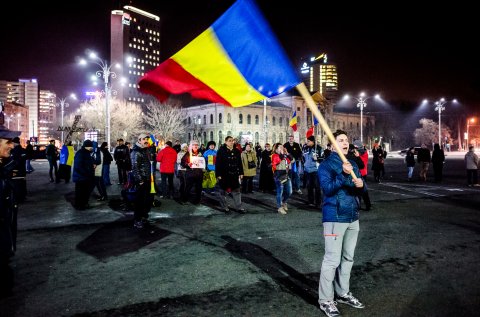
[317,129,365,317]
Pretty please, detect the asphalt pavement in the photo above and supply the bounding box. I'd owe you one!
[1,153,479,317]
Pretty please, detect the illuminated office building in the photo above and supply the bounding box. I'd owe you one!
[111,6,161,104]
[300,53,338,103]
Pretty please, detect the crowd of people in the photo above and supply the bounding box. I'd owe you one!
[2,127,480,316]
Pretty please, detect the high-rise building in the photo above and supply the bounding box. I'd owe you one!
[300,53,338,103]
[110,6,161,104]
[38,90,57,144]
[0,78,39,138]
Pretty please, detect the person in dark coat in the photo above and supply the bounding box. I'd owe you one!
[72,140,95,210]
[45,139,59,183]
[258,143,275,193]
[100,142,113,186]
[0,130,18,298]
[113,139,130,185]
[405,147,416,181]
[130,133,155,229]
[417,143,431,182]
[431,143,445,183]
[25,140,34,173]
[10,137,27,202]
[215,135,245,213]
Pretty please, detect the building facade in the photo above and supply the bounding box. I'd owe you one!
[110,6,161,104]
[0,79,39,138]
[38,90,57,144]
[182,95,375,147]
[2,101,29,145]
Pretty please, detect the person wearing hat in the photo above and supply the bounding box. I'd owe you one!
[72,140,95,210]
[302,135,322,208]
[0,128,19,297]
[130,133,155,229]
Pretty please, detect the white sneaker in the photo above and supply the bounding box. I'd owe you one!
[319,301,340,317]
[296,189,302,194]
[277,206,287,215]
[282,203,288,211]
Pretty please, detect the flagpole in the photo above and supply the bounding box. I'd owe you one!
[296,83,357,179]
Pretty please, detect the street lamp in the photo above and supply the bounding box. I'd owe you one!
[343,92,381,143]
[17,113,21,131]
[433,98,458,147]
[5,114,13,129]
[80,52,119,150]
[57,93,77,144]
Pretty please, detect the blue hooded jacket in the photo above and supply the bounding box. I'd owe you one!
[317,151,363,223]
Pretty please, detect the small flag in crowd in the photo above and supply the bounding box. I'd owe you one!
[289,111,298,132]
[306,126,314,138]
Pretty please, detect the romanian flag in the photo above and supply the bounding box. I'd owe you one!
[306,126,314,138]
[289,111,298,132]
[138,0,300,107]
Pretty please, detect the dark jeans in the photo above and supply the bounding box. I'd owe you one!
[241,176,254,193]
[47,157,58,181]
[75,180,94,209]
[134,182,154,221]
[467,169,478,185]
[95,176,107,198]
[305,171,321,206]
[102,164,111,185]
[117,164,127,184]
[182,175,203,204]
[160,173,175,197]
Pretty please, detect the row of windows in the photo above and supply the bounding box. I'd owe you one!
[185,113,292,126]
[186,131,286,145]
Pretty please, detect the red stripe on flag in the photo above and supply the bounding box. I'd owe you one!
[138,59,231,105]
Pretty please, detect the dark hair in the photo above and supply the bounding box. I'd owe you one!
[166,141,173,147]
[333,129,347,138]
[100,142,108,148]
[207,140,216,147]
[272,142,283,153]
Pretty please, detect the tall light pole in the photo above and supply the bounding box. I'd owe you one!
[17,113,21,131]
[343,92,381,143]
[80,52,119,150]
[466,117,475,148]
[57,93,76,144]
[433,98,458,147]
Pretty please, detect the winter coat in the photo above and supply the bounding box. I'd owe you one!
[465,151,479,170]
[130,143,152,184]
[215,144,243,190]
[72,148,95,183]
[303,145,322,173]
[157,146,177,174]
[241,150,257,177]
[203,148,217,171]
[180,151,205,179]
[317,151,363,223]
[405,151,416,167]
[0,158,18,261]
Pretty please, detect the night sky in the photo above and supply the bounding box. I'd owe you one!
[1,0,478,112]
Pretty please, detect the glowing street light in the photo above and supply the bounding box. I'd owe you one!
[433,98,458,147]
[57,93,77,144]
[343,92,381,143]
[79,51,120,149]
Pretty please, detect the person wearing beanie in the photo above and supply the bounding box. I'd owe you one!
[72,140,95,210]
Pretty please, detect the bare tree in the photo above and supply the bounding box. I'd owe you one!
[64,96,143,147]
[414,118,452,147]
[143,101,187,143]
